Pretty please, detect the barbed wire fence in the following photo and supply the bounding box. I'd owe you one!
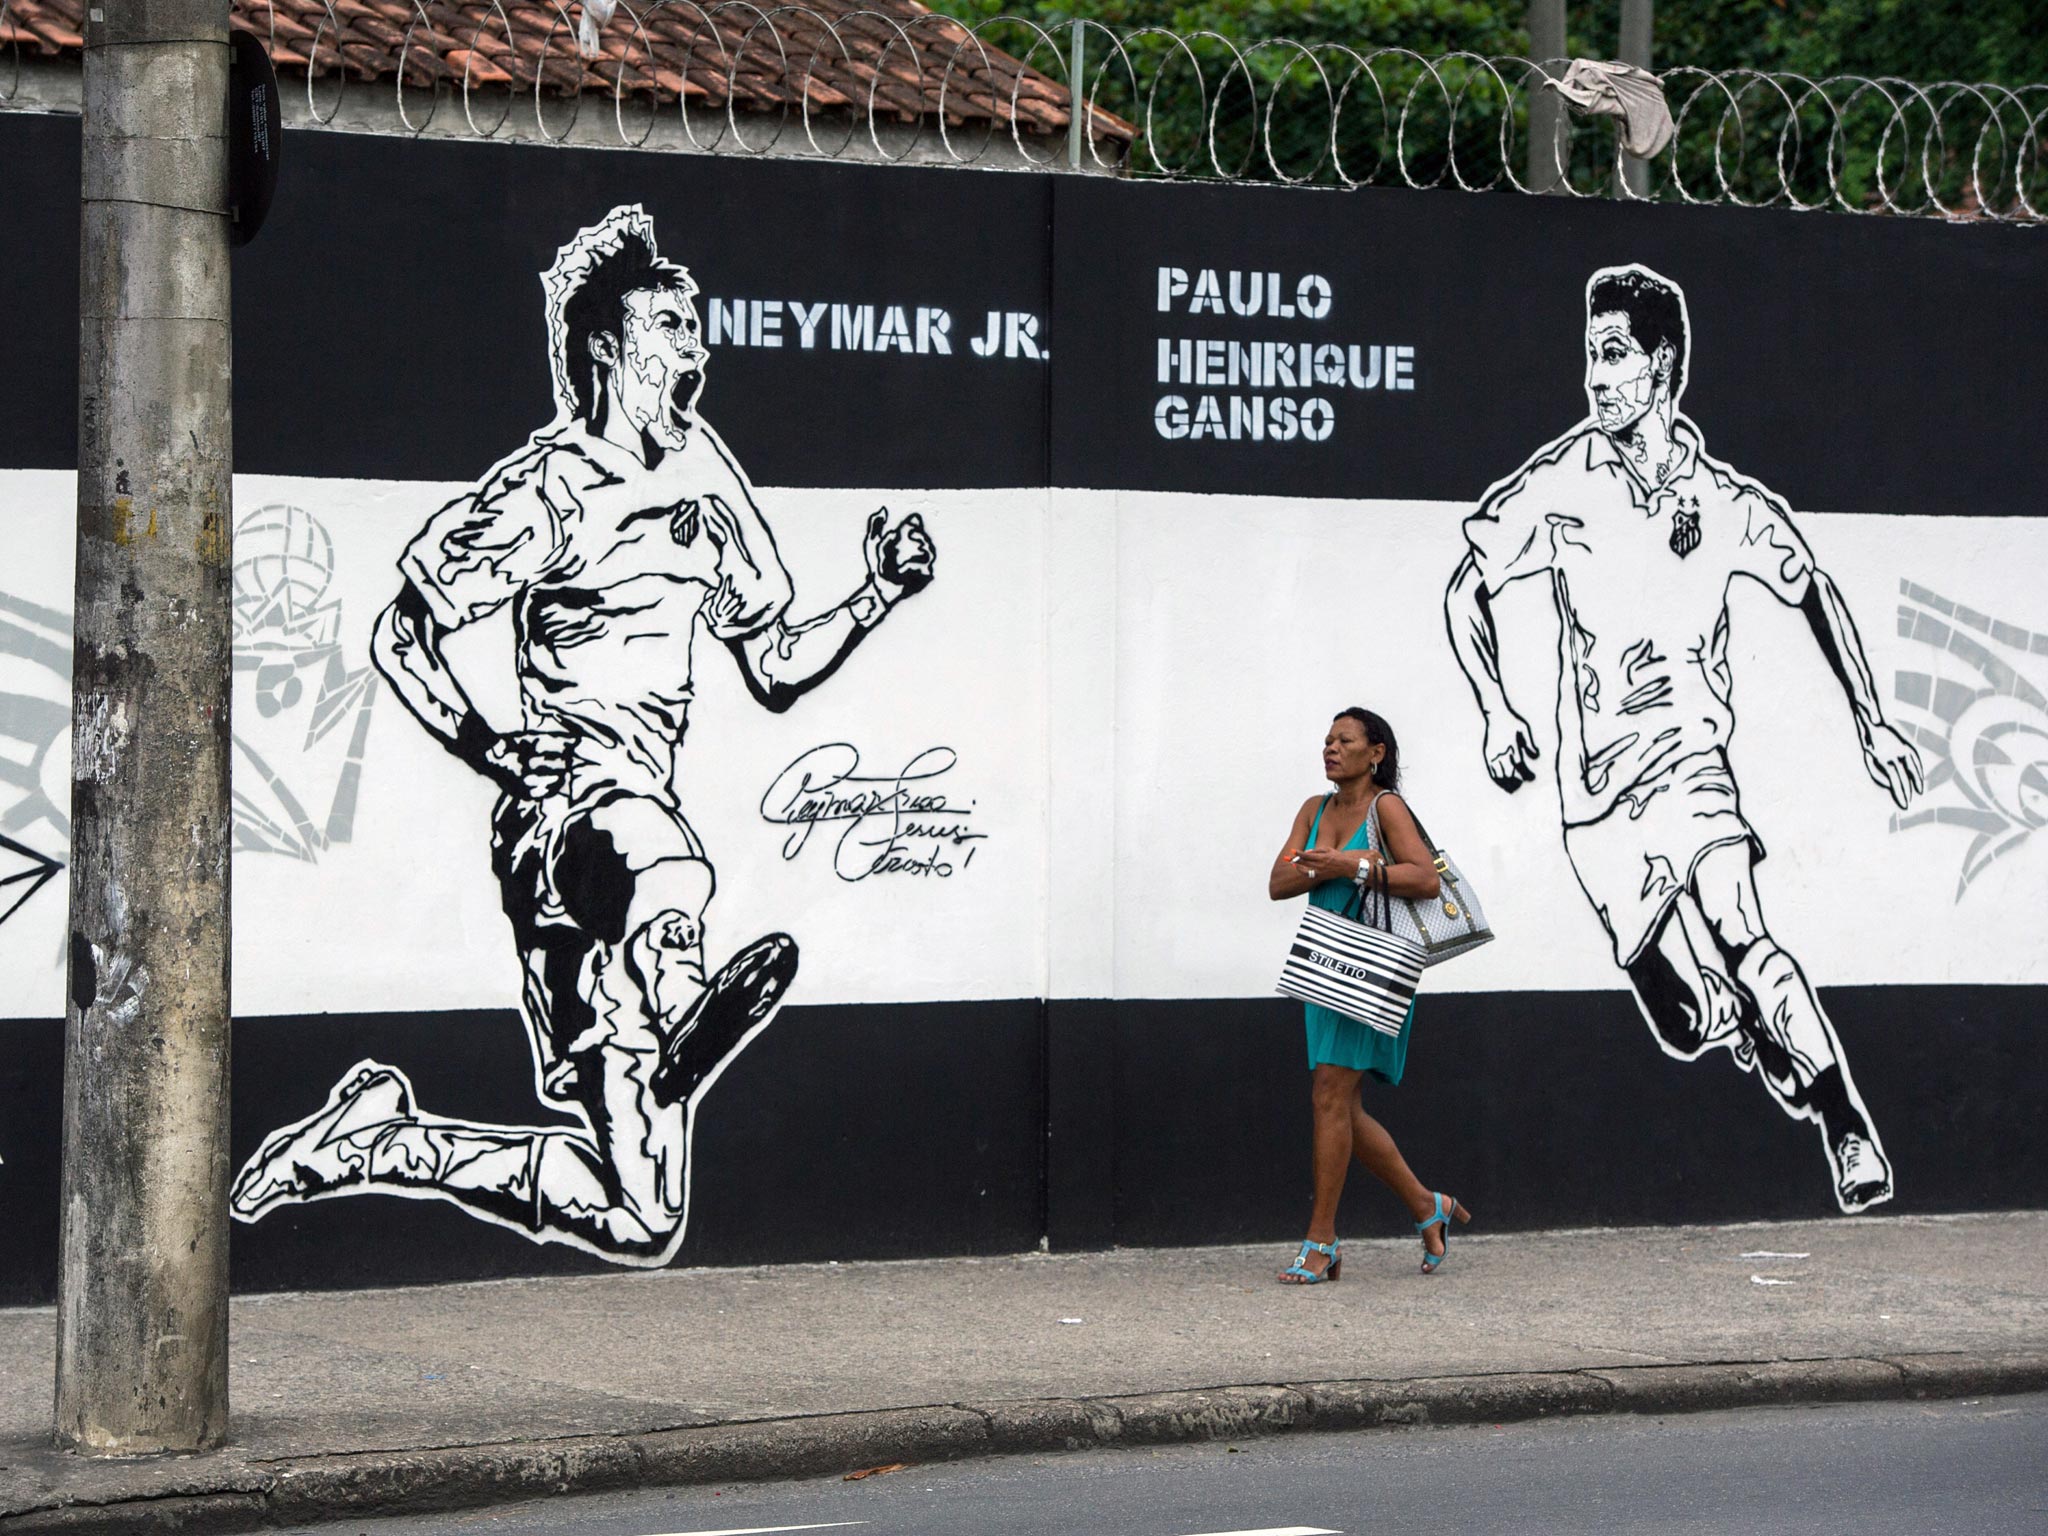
[3,0,2042,221]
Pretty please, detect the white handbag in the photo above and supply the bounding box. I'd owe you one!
[1367,791,1494,967]
[1275,877,1425,1036]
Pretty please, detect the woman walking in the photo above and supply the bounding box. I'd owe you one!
[1268,708,1470,1283]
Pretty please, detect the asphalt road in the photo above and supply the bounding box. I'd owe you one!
[284,1394,2048,1536]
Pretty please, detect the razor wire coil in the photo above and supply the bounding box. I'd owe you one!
[141,1,2048,221]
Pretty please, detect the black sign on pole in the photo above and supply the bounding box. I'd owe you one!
[227,30,282,248]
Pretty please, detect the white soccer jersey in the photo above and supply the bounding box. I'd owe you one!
[1462,416,1815,827]
[400,419,794,798]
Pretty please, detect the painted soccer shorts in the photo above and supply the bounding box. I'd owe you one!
[1563,749,1766,967]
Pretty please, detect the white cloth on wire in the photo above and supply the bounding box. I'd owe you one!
[1542,59,1674,159]
[577,0,617,59]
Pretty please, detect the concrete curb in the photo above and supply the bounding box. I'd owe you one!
[5,1349,2044,1533]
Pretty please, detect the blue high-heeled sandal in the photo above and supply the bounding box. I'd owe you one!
[1279,1237,1342,1284]
[1415,1193,1469,1274]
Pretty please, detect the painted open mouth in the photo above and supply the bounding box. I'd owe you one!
[666,368,700,433]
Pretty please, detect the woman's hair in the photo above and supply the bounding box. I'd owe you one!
[1334,707,1401,790]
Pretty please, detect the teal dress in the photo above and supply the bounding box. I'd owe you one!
[1301,795,1414,1084]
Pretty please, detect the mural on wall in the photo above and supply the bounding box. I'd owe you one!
[231,505,380,860]
[229,206,937,1264]
[0,590,70,937]
[759,742,989,881]
[0,502,377,935]
[1444,264,1924,1214]
[1889,581,2048,898]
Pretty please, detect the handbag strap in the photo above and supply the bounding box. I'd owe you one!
[1334,790,1441,928]
[1367,789,1445,862]
[1342,795,1393,931]
[1366,791,1454,919]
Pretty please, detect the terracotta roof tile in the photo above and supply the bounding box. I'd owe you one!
[1,0,1135,143]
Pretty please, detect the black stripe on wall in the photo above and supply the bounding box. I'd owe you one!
[1099,985,2048,1245]
[228,1000,1047,1296]
[0,1017,62,1307]
[1047,174,2048,512]
[7,110,2044,513]
[0,1000,1046,1305]
[0,111,1054,491]
[2,984,2040,1304]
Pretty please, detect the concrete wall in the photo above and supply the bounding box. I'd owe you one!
[3,110,2044,1300]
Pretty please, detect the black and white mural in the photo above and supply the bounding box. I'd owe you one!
[0,591,70,941]
[2,113,2043,1297]
[231,505,380,861]
[1446,266,1920,1213]
[228,207,936,1263]
[2,502,379,913]
[1890,581,2048,898]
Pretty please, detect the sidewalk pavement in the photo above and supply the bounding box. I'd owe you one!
[3,1212,2045,1532]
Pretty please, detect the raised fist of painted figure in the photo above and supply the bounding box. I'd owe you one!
[865,509,936,603]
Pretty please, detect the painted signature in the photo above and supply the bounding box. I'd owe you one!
[759,743,987,881]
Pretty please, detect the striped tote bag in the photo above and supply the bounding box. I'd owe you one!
[1275,871,1427,1036]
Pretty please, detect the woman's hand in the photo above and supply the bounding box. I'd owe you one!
[1271,797,1386,900]
[1293,847,1382,884]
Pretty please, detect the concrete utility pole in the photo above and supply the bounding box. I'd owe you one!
[1526,0,1568,192]
[1618,0,1653,196]
[57,0,235,1455]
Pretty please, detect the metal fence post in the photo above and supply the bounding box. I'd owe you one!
[1068,19,1085,170]
[1618,0,1653,197]
[56,0,236,1456]
[1526,0,1567,192]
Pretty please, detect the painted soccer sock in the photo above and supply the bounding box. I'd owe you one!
[1734,941,1835,1104]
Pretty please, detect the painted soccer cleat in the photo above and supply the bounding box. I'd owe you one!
[649,932,799,1108]
[1830,1130,1894,1214]
[228,1061,419,1219]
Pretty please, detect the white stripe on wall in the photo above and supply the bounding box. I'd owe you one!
[3,469,2042,1021]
